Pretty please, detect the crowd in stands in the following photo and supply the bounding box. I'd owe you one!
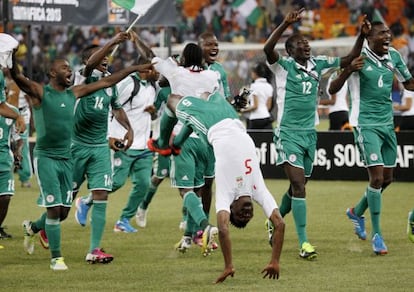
[2,0,414,83]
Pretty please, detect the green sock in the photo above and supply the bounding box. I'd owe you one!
[183,192,207,229]
[45,217,61,258]
[158,109,177,148]
[367,186,382,236]
[279,191,292,217]
[185,216,196,237]
[292,197,307,247]
[354,191,368,217]
[90,200,107,252]
[32,212,47,233]
[141,181,157,210]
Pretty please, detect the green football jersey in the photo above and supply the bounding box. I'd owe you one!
[269,55,340,130]
[0,71,6,103]
[175,92,238,142]
[0,105,18,171]
[154,86,171,110]
[206,62,231,99]
[73,76,121,145]
[33,85,76,159]
[348,46,412,127]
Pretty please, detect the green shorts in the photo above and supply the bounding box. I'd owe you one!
[72,142,113,192]
[170,137,214,189]
[34,155,73,207]
[274,128,317,177]
[353,125,397,167]
[153,153,170,179]
[0,170,14,196]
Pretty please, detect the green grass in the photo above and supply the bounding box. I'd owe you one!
[1,175,413,291]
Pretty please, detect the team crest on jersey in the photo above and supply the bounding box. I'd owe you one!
[289,154,297,163]
[236,176,243,187]
[5,118,13,125]
[114,157,122,167]
[295,74,302,79]
[327,56,336,64]
[46,194,55,203]
[161,169,168,176]
[105,87,113,96]
[370,153,378,162]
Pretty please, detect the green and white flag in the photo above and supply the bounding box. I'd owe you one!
[113,0,159,15]
[232,0,262,26]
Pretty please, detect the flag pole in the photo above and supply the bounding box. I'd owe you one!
[111,14,141,57]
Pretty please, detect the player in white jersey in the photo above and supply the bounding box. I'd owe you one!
[263,8,371,260]
[165,91,284,283]
[148,43,221,254]
[329,21,414,254]
[394,88,414,130]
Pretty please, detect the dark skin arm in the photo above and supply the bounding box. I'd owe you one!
[111,107,134,150]
[261,209,285,280]
[339,15,371,68]
[83,32,130,77]
[264,8,304,65]
[130,31,156,62]
[0,103,25,133]
[329,55,365,94]
[402,78,414,91]
[72,63,154,99]
[215,210,235,284]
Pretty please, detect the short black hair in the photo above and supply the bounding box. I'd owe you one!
[198,32,216,44]
[368,21,387,37]
[252,61,273,82]
[285,33,303,56]
[81,44,100,63]
[229,212,248,229]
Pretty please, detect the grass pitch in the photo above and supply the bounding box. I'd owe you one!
[0,175,413,291]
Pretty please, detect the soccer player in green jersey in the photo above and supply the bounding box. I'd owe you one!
[329,21,414,254]
[166,91,285,283]
[0,103,22,243]
[10,50,152,270]
[72,34,133,263]
[263,8,371,260]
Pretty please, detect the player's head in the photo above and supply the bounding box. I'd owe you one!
[198,32,219,65]
[48,58,73,88]
[81,44,109,73]
[285,33,311,63]
[229,196,254,228]
[137,55,159,82]
[366,21,391,56]
[181,43,203,68]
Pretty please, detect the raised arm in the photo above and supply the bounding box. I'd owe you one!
[130,31,156,62]
[83,32,130,77]
[329,55,364,94]
[9,52,43,105]
[72,63,153,99]
[263,8,304,64]
[340,15,371,68]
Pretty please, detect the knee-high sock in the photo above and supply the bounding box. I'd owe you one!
[410,209,414,222]
[279,191,292,217]
[158,108,177,148]
[183,191,208,230]
[31,212,47,233]
[354,190,368,217]
[292,197,307,247]
[90,200,107,252]
[45,217,61,258]
[367,186,382,236]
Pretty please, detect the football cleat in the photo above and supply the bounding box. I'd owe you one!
[113,218,137,233]
[265,219,274,247]
[175,236,192,253]
[85,248,114,264]
[75,197,91,227]
[22,220,35,255]
[201,225,218,257]
[299,242,317,260]
[407,211,414,243]
[346,208,366,240]
[372,233,388,255]
[50,257,68,271]
[135,207,148,228]
[39,229,49,249]
[147,138,172,156]
[0,226,12,239]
